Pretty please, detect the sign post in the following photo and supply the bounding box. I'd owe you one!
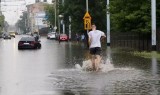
[84,0,91,48]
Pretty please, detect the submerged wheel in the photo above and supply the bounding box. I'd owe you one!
[37,44,41,49]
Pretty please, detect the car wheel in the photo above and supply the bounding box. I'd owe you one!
[37,44,41,49]
[18,47,21,50]
[39,44,41,49]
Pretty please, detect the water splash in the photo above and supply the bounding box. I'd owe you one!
[75,58,114,72]
[100,58,114,72]
[75,58,135,72]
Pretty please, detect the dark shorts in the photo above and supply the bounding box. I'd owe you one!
[90,47,102,55]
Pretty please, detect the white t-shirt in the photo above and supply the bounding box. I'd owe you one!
[88,30,105,48]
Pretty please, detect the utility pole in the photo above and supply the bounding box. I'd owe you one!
[69,16,71,40]
[107,0,110,46]
[62,0,65,34]
[62,20,65,34]
[58,0,60,34]
[86,0,89,48]
[54,0,57,31]
[151,0,156,50]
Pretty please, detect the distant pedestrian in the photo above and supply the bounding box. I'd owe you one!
[81,33,85,42]
[88,23,106,71]
[75,33,80,42]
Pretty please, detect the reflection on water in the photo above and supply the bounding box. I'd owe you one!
[151,51,158,76]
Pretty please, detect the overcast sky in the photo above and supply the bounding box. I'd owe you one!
[1,0,52,25]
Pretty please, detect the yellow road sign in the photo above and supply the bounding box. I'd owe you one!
[83,12,91,19]
[83,12,91,30]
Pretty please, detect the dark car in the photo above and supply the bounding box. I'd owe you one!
[18,36,41,50]
[3,34,11,39]
[59,34,69,42]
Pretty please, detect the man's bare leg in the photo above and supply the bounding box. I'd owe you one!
[91,55,96,71]
[95,55,101,71]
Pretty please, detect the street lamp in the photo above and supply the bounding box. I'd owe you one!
[58,14,64,34]
[69,16,71,40]
[106,0,110,46]
[151,0,156,50]
[52,0,57,32]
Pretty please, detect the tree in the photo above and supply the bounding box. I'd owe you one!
[44,0,106,34]
[110,0,151,33]
[59,0,106,34]
[44,4,55,26]
[16,12,28,34]
[45,0,160,34]
[0,15,5,33]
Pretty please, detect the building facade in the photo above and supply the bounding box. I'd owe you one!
[27,2,51,33]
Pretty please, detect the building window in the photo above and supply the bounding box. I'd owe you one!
[44,0,47,2]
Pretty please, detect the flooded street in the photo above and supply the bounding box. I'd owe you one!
[0,35,160,95]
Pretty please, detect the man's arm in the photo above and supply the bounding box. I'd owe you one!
[88,33,91,47]
[88,36,91,47]
[101,32,106,41]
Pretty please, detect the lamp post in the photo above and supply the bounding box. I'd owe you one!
[54,0,57,31]
[106,0,110,46]
[86,0,88,34]
[151,0,156,50]
[69,16,71,40]
[59,14,64,34]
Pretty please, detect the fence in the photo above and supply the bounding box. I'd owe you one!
[110,32,160,51]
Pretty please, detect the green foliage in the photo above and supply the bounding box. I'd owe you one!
[16,12,27,33]
[59,0,106,34]
[44,4,55,25]
[44,0,106,34]
[0,15,5,33]
[110,0,151,33]
[44,0,160,34]
[132,51,160,61]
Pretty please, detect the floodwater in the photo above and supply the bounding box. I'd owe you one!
[0,35,160,95]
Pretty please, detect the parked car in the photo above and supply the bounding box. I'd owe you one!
[18,36,41,50]
[47,32,56,39]
[3,34,11,39]
[58,34,69,42]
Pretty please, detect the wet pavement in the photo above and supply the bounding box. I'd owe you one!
[0,35,160,95]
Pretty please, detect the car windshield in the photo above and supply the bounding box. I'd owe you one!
[20,37,35,41]
[60,34,67,36]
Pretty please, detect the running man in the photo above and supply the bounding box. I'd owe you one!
[88,23,106,71]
